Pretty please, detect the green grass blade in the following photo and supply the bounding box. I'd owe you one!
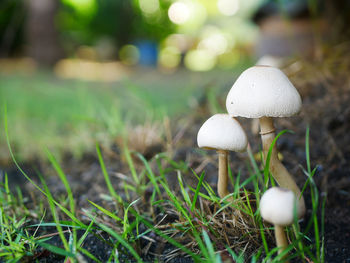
[77,219,95,248]
[45,150,75,214]
[123,198,140,239]
[177,171,192,207]
[96,143,122,203]
[45,149,77,252]
[37,241,75,258]
[136,153,162,198]
[123,143,139,185]
[305,126,311,174]
[202,230,216,262]
[88,200,123,223]
[78,247,102,263]
[39,175,69,251]
[264,130,292,186]
[191,171,205,211]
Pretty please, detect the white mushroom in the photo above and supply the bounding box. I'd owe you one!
[260,187,303,260]
[226,65,305,215]
[197,114,247,199]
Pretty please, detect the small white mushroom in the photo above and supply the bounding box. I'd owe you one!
[197,114,247,199]
[226,65,305,215]
[260,187,303,259]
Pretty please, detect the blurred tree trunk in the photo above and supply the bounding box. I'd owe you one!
[26,0,63,67]
[324,0,350,38]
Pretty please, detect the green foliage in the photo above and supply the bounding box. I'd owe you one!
[0,0,25,55]
[58,0,175,48]
[0,0,175,56]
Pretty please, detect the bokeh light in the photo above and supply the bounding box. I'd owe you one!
[54,59,127,82]
[175,1,207,32]
[139,0,160,15]
[184,49,216,71]
[158,46,181,70]
[119,45,140,66]
[168,2,191,25]
[164,34,189,52]
[198,27,229,55]
[217,50,240,69]
[217,0,240,16]
[76,46,97,60]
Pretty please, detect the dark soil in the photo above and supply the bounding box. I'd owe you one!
[3,51,350,262]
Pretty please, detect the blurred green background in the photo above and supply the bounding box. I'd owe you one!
[1,0,259,70]
[0,0,348,161]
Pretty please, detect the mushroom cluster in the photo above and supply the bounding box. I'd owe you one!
[196,65,306,257]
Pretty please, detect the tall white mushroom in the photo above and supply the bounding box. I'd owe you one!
[226,65,305,215]
[260,187,304,260]
[197,114,247,199]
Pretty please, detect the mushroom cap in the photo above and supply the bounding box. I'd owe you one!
[197,114,247,152]
[226,66,302,118]
[260,187,297,226]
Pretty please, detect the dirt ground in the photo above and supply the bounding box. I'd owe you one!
[3,50,350,262]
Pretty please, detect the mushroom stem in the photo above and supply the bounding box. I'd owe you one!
[275,225,289,261]
[259,116,305,215]
[217,150,230,199]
